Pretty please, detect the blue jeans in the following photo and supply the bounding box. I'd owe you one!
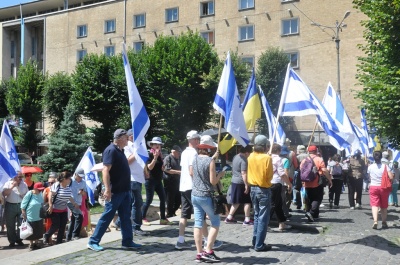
[191,195,220,228]
[89,191,133,246]
[142,179,166,219]
[116,181,143,230]
[389,183,399,204]
[250,186,271,250]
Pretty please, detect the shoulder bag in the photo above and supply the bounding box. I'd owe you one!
[41,184,60,219]
[381,165,392,191]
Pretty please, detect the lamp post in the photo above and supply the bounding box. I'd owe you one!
[311,11,351,99]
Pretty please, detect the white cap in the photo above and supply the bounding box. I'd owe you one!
[186,130,200,140]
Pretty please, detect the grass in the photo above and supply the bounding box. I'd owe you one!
[89,203,104,214]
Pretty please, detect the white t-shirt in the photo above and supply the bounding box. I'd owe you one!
[179,147,197,191]
[124,141,145,184]
[271,154,286,184]
[3,180,28,203]
[368,163,388,186]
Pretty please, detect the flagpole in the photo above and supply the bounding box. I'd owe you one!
[268,116,280,154]
[308,120,318,147]
[216,114,223,156]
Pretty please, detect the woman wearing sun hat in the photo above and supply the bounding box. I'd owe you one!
[191,135,222,263]
[21,182,45,250]
[142,137,172,225]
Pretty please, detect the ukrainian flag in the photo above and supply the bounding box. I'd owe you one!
[219,69,261,154]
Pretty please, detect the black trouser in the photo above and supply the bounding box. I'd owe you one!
[329,178,343,206]
[347,176,363,207]
[305,185,324,218]
[270,183,287,223]
[163,176,181,217]
[67,206,83,240]
[45,211,68,244]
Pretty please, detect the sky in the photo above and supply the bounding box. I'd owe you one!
[0,0,36,9]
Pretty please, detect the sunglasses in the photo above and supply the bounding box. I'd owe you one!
[48,182,55,184]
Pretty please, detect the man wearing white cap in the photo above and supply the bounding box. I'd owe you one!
[175,130,200,249]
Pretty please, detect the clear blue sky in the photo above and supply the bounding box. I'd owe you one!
[0,0,36,9]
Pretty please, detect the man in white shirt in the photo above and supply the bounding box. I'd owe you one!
[175,130,200,249]
[2,172,28,247]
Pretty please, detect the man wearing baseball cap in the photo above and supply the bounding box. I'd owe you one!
[175,130,201,249]
[88,129,141,251]
[300,145,332,222]
[66,169,86,241]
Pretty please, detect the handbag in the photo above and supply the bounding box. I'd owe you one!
[41,184,60,219]
[19,220,33,239]
[195,157,227,215]
[381,165,392,191]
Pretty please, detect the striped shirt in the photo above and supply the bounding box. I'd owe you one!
[51,183,73,211]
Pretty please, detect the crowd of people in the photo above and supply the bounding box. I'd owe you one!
[1,128,398,262]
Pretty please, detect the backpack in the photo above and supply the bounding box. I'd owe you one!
[331,163,342,175]
[300,156,318,182]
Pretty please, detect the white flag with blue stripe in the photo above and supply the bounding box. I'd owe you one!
[322,83,360,151]
[213,52,250,147]
[277,65,350,150]
[76,147,100,205]
[122,44,150,168]
[0,146,17,190]
[0,120,21,171]
[259,85,286,145]
[388,145,400,162]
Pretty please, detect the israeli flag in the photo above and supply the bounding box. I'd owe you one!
[76,147,100,205]
[259,86,286,145]
[277,65,350,150]
[360,108,376,150]
[0,120,21,171]
[213,52,250,147]
[0,146,17,190]
[322,83,360,151]
[388,145,400,162]
[122,44,150,168]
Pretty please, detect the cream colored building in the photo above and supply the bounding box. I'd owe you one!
[0,0,366,149]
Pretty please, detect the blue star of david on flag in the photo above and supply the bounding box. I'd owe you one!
[86,172,96,183]
[8,148,17,161]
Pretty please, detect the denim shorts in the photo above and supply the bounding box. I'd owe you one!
[191,195,220,228]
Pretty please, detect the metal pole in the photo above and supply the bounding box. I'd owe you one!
[335,21,341,99]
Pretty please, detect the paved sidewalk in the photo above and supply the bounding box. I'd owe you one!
[1,188,399,264]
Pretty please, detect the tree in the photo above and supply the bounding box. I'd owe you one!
[38,103,89,173]
[0,81,9,119]
[256,47,290,135]
[353,0,400,148]
[42,72,73,130]
[5,60,44,152]
[130,32,221,147]
[71,54,127,152]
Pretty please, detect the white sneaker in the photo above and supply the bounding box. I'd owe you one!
[355,203,362,209]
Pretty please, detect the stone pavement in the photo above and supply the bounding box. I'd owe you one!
[1,188,399,264]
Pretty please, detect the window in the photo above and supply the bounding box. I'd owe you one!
[77,50,87,62]
[286,52,299,68]
[238,25,254,41]
[165,7,178,23]
[11,63,14,77]
[133,41,144,52]
[282,18,299,35]
[77,25,87,38]
[201,31,214,45]
[31,37,37,57]
[241,57,254,69]
[104,46,115,57]
[11,41,15,59]
[104,19,116,33]
[239,0,254,10]
[200,1,214,16]
[134,14,146,28]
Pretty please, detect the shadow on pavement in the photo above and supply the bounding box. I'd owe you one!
[273,243,327,255]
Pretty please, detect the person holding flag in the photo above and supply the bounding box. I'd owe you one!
[66,169,86,241]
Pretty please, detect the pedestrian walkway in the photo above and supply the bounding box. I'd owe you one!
[1,188,399,264]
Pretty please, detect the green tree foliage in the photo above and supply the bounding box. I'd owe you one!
[256,47,290,135]
[71,54,126,152]
[42,72,73,130]
[353,0,400,147]
[5,60,44,151]
[38,103,89,172]
[140,32,220,147]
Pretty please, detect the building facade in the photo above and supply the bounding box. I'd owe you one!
[0,0,367,147]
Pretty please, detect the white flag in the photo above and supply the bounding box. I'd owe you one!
[76,147,100,205]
